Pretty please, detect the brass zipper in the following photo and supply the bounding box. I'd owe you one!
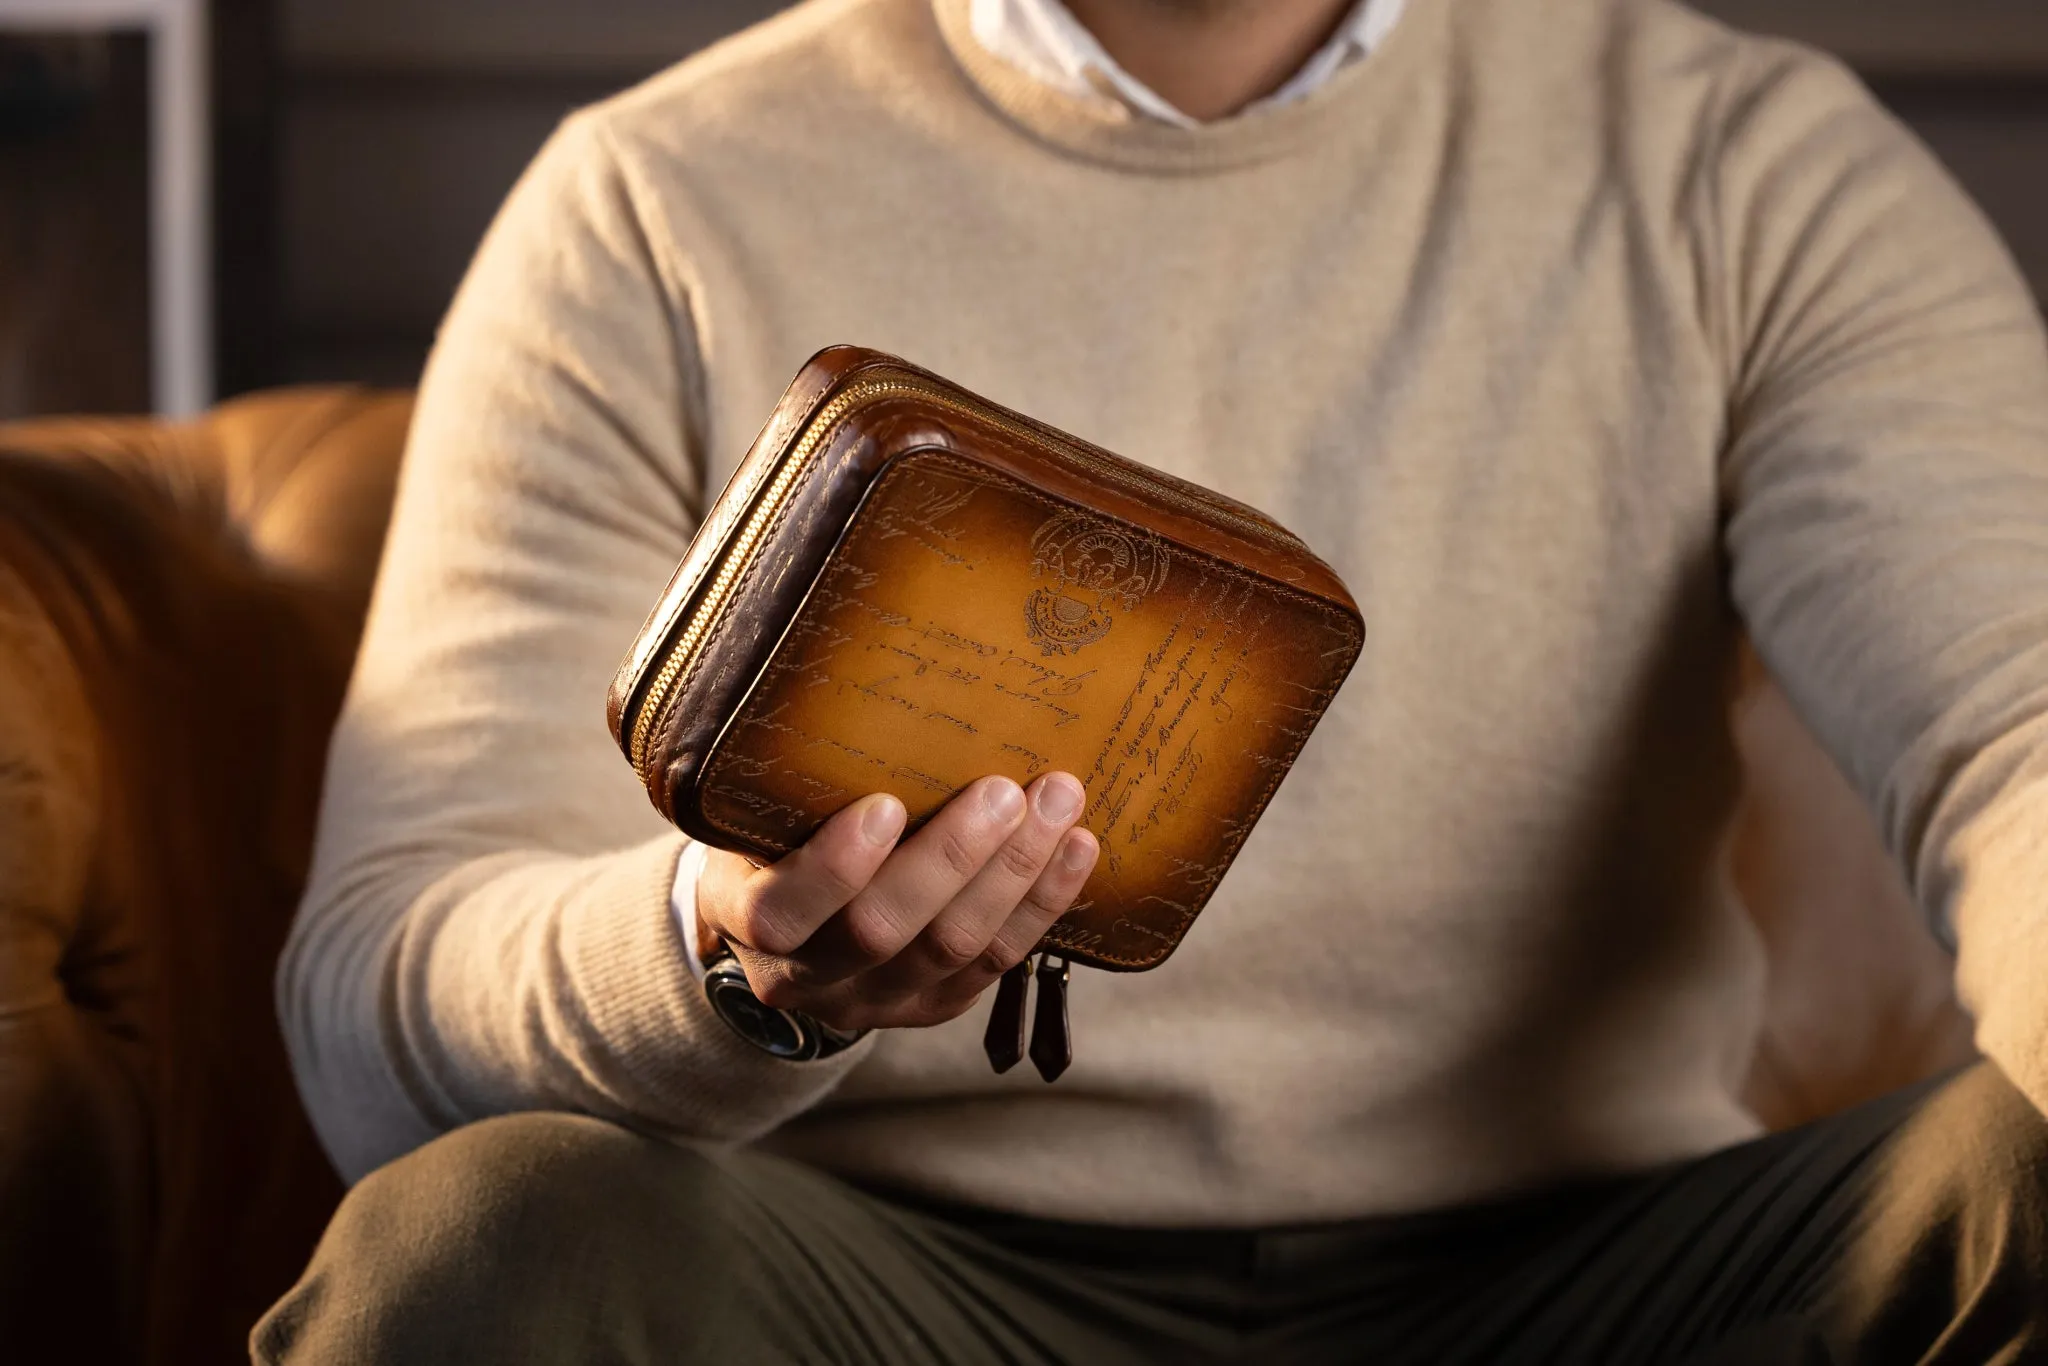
[626,371,1300,782]
[626,377,910,775]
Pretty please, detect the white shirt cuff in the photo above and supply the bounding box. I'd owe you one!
[669,839,710,985]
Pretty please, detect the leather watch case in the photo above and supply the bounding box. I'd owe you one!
[609,346,1363,973]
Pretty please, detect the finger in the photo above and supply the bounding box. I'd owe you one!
[814,822,1093,1027]
[699,793,905,959]
[865,772,1086,994]
[788,775,1029,984]
[935,825,1098,1007]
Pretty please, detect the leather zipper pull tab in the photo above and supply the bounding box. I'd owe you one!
[1028,955,1072,1083]
[983,955,1032,1074]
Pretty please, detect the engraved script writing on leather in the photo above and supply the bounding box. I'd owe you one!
[696,453,1360,968]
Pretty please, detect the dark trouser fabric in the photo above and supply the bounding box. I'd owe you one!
[253,1062,2048,1365]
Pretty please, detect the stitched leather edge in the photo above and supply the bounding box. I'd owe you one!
[654,414,882,819]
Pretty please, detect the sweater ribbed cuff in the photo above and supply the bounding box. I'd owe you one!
[560,834,870,1144]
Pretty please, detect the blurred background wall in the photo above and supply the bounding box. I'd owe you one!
[273,0,780,388]
[1,0,2044,417]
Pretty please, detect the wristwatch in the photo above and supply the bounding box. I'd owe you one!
[701,941,868,1062]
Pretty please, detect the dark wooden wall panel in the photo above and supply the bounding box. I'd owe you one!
[216,0,285,399]
[273,1,788,381]
[1699,0,2048,77]
[280,73,622,382]
[281,0,780,73]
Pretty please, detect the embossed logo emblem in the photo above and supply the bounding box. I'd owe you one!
[1025,513,1169,656]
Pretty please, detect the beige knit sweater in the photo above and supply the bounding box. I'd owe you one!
[284,0,2048,1224]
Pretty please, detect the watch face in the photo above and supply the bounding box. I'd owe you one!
[706,968,816,1061]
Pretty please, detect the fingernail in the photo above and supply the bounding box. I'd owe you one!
[1060,830,1097,873]
[862,796,906,846]
[1036,774,1082,824]
[982,778,1025,823]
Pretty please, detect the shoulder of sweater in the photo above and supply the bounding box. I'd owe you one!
[1643,1,1929,206]
[1418,0,1880,146]
[1538,0,1835,74]
[1628,0,1883,130]
[570,0,938,156]
[1493,0,1905,186]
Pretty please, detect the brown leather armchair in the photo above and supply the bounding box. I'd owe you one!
[0,389,409,1366]
[0,385,1975,1364]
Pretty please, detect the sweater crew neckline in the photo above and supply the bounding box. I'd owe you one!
[927,0,1443,174]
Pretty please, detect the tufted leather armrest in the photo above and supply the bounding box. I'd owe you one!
[0,388,410,1366]
[0,387,412,619]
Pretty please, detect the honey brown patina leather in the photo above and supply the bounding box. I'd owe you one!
[610,346,1363,978]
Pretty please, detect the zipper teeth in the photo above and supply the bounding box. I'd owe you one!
[626,372,1297,782]
[627,378,903,774]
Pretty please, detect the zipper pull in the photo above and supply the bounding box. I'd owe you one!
[1028,955,1072,1083]
[983,955,1032,1074]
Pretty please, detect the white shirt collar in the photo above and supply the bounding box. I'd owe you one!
[968,0,1409,129]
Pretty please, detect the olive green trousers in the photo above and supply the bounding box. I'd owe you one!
[254,1063,2047,1365]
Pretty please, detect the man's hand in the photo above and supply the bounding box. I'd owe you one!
[696,774,1099,1032]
